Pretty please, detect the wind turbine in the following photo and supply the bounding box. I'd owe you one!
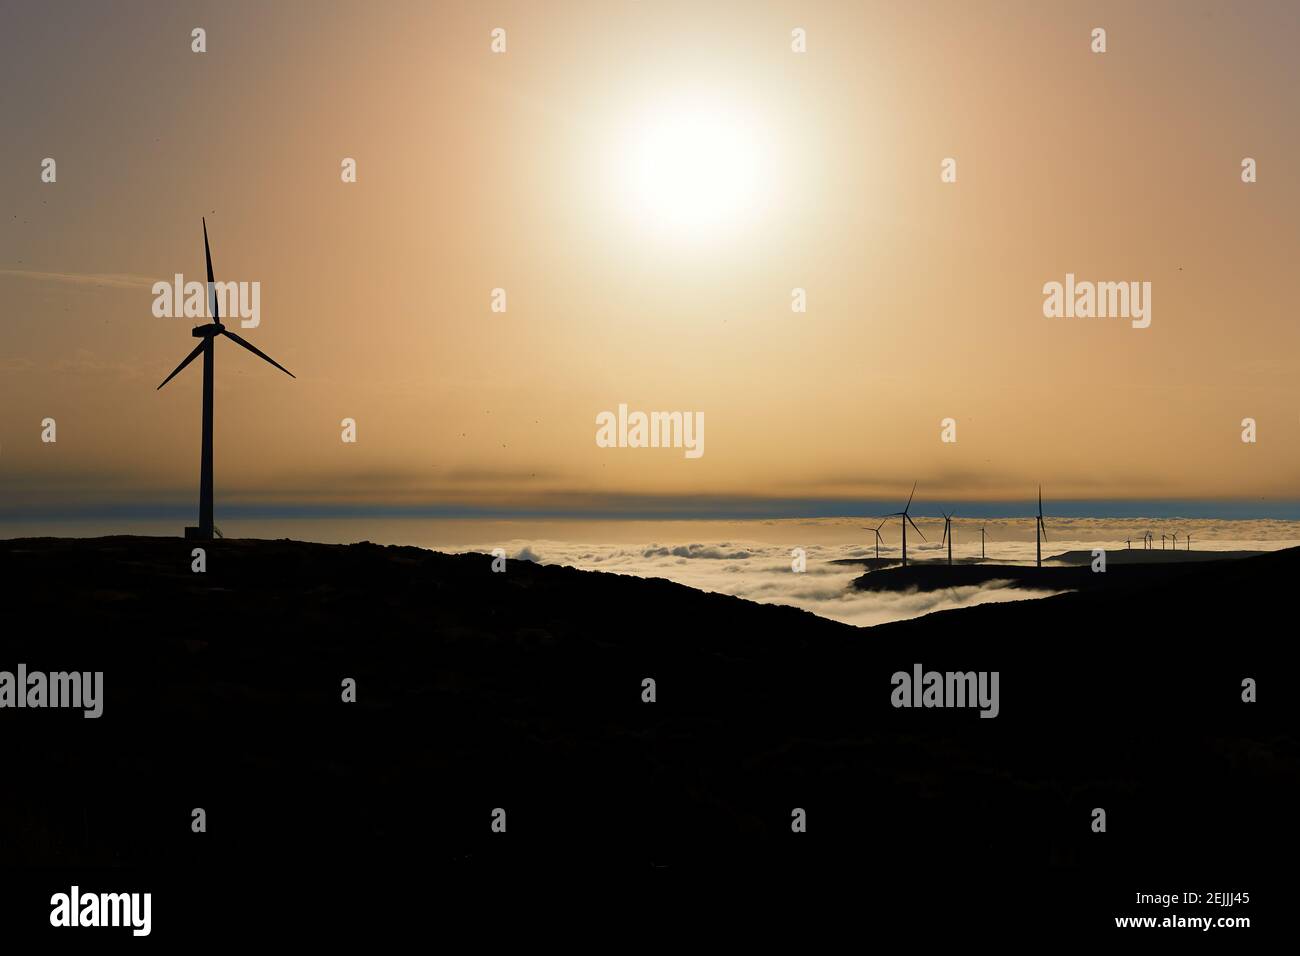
[980,525,986,560]
[1161,533,1166,550]
[1171,531,1179,550]
[1186,533,1191,551]
[887,482,925,567]
[1126,538,1131,550]
[1035,486,1048,568]
[940,510,954,565]
[862,518,887,560]
[158,218,295,540]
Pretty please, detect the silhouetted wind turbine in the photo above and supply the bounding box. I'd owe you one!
[940,510,954,565]
[1171,531,1179,550]
[980,525,986,560]
[1186,533,1191,551]
[862,518,887,560]
[1161,533,1166,550]
[158,218,295,540]
[887,482,925,567]
[1035,486,1048,568]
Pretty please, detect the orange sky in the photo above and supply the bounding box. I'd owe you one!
[2,0,1299,517]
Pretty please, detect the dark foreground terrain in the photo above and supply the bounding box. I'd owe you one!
[839,547,1267,593]
[1,536,1295,928]
[850,552,1264,593]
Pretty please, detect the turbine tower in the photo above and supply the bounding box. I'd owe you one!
[980,525,986,560]
[940,510,954,565]
[1035,486,1048,568]
[887,482,925,568]
[158,218,295,540]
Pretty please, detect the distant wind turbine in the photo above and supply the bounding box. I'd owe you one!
[862,518,887,560]
[980,525,986,560]
[1035,486,1048,568]
[888,482,925,568]
[158,218,295,540]
[1161,533,1166,550]
[940,510,954,565]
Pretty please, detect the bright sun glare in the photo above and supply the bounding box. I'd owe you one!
[617,98,768,239]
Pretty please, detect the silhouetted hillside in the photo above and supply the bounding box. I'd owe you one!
[0,536,1293,920]
[850,552,1259,593]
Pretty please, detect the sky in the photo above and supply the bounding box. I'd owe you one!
[3,0,1300,523]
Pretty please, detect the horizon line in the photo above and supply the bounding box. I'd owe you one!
[7,497,1300,522]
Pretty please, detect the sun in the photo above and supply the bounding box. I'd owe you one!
[614,96,769,239]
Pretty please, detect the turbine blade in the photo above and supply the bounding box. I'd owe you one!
[907,514,926,541]
[157,341,205,390]
[203,218,214,284]
[220,329,295,378]
[202,217,219,323]
[905,480,917,511]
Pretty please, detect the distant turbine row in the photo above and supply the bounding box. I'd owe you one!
[867,485,1200,565]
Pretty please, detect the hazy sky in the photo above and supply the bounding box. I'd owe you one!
[3,0,1299,521]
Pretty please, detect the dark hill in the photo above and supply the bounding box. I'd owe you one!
[0,536,1293,902]
[850,553,1254,593]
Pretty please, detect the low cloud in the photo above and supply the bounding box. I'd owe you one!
[0,270,158,290]
[641,542,753,560]
[460,537,1064,627]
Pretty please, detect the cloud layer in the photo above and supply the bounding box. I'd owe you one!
[479,538,1066,627]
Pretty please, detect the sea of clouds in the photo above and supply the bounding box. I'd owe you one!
[490,536,1060,627]
[10,515,1294,628]
[444,516,1300,628]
